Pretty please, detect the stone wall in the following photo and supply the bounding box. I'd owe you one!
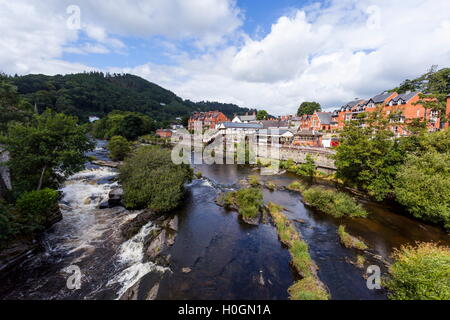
[256,145,336,171]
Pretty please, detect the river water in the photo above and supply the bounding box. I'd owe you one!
[0,141,448,300]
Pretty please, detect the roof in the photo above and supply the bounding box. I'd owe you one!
[316,112,332,125]
[295,130,323,137]
[257,129,294,137]
[237,115,257,121]
[219,122,263,129]
[370,92,394,104]
[390,91,420,103]
[343,99,365,109]
[259,120,288,129]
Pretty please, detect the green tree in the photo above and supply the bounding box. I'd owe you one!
[297,154,317,178]
[394,151,450,228]
[1,110,94,192]
[297,102,321,116]
[0,80,34,134]
[119,146,193,212]
[333,108,404,201]
[108,136,131,161]
[256,110,269,120]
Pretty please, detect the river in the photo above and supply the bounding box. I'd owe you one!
[0,141,448,300]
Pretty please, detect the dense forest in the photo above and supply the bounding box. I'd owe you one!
[0,72,254,123]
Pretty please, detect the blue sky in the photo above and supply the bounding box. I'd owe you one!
[62,0,322,70]
[1,0,449,114]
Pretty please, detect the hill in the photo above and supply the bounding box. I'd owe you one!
[1,72,254,122]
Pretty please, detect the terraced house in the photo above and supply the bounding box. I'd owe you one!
[188,111,230,131]
[299,91,446,137]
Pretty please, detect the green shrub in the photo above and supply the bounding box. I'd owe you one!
[15,188,59,232]
[338,225,368,250]
[394,152,450,229]
[119,146,193,212]
[195,171,203,179]
[287,181,306,193]
[386,242,450,300]
[302,187,368,218]
[235,188,263,219]
[248,175,260,187]
[265,181,276,191]
[296,155,317,178]
[108,135,131,161]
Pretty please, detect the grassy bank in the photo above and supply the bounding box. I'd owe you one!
[338,225,368,251]
[267,202,330,300]
[303,187,368,218]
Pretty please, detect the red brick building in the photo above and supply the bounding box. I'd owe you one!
[445,94,450,129]
[156,129,173,138]
[188,111,230,131]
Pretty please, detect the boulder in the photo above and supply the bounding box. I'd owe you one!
[108,188,123,207]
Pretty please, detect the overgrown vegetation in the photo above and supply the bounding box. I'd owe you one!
[92,111,155,140]
[268,202,329,300]
[280,156,318,178]
[337,225,368,251]
[220,188,264,221]
[394,151,450,229]
[0,82,93,245]
[119,146,193,212]
[108,136,131,161]
[334,107,450,227]
[1,109,94,194]
[302,187,368,218]
[265,181,276,191]
[385,242,450,300]
[248,175,260,187]
[287,181,306,193]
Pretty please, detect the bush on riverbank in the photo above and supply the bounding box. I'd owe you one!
[119,146,193,212]
[302,187,368,218]
[265,181,276,191]
[287,181,306,193]
[223,188,263,221]
[267,202,330,300]
[385,242,450,300]
[108,136,131,161]
[248,175,260,187]
[394,151,450,229]
[337,225,368,251]
[15,188,60,233]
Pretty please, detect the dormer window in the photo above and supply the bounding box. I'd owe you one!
[389,100,394,106]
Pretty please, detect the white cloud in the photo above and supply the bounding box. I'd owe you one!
[1,0,449,115]
[124,0,450,114]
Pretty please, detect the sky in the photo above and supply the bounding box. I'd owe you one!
[1,0,449,115]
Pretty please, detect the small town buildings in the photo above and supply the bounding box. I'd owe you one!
[188,111,230,131]
[310,112,333,131]
[232,112,257,123]
[216,122,263,135]
[293,130,323,147]
[156,129,173,138]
